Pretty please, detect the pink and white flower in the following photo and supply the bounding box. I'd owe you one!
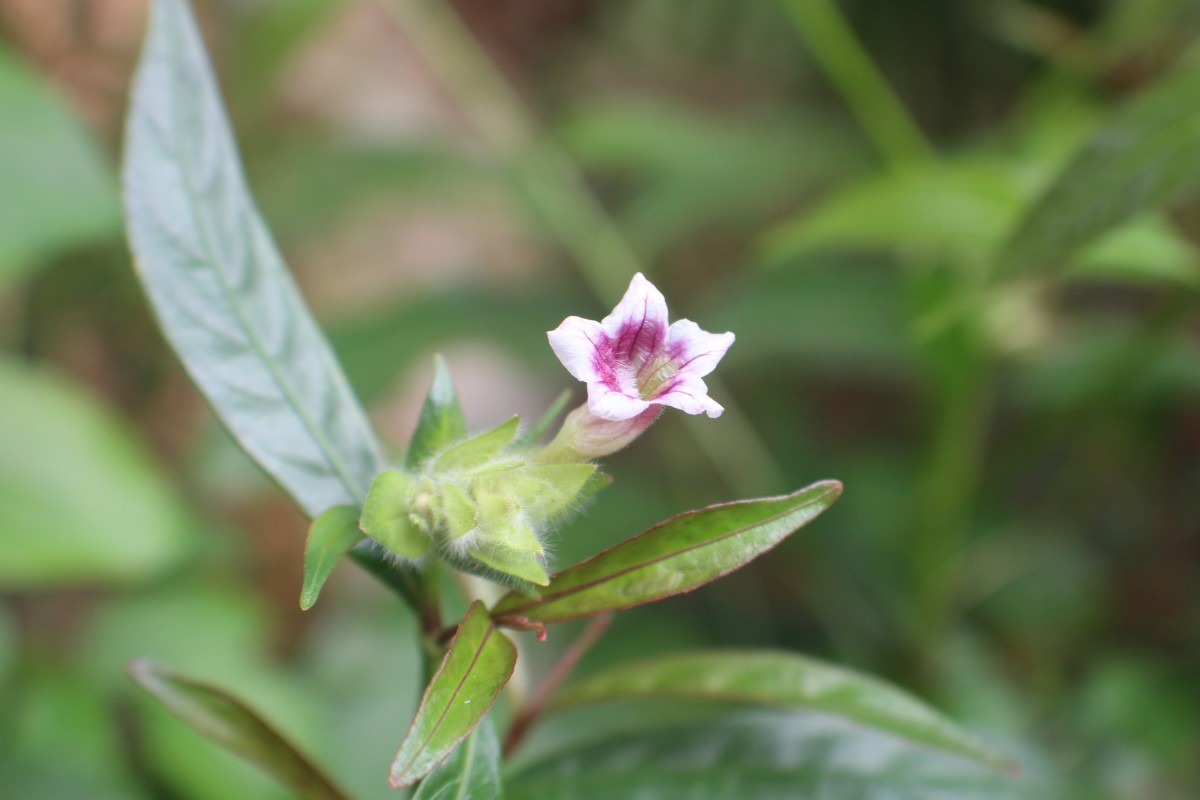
[548,273,735,422]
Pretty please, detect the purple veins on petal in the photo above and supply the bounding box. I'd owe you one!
[547,272,735,422]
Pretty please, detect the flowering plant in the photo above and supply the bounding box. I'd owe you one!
[116,1,1021,797]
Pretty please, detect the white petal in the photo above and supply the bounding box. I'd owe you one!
[601,273,669,361]
[665,319,735,379]
[587,382,651,421]
[653,373,725,418]
[548,316,607,383]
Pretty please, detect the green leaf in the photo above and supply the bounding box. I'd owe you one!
[0,45,119,289]
[300,506,361,610]
[516,389,572,447]
[0,360,193,587]
[507,710,1035,800]
[434,416,520,472]
[123,0,384,517]
[391,599,518,786]
[551,650,1011,771]
[492,481,842,626]
[437,546,540,596]
[408,355,469,469]
[128,660,350,800]
[996,69,1200,279]
[390,602,518,788]
[1070,214,1200,285]
[466,541,551,587]
[413,716,503,800]
[360,469,430,558]
[762,158,1028,266]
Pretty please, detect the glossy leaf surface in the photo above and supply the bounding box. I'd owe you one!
[128,660,349,800]
[996,70,1200,278]
[553,650,1009,771]
[407,354,468,469]
[300,505,361,610]
[123,0,384,517]
[412,716,503,800]
[389,602,517,787]
[508,710,1035,800]
[493,481,842,625]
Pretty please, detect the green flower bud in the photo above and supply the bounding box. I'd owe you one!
[360,469,430,559]
[360,417,598,586]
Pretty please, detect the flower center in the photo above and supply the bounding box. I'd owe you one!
[636,354,677,399]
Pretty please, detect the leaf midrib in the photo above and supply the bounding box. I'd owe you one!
[502,485,837,616]
[161,2,368,508]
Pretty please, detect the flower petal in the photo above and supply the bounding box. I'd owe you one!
[587,382,652,421]
[602,273,669,366]
[652,373,725,418]
[548,316,608,383]
[666,319,735,379]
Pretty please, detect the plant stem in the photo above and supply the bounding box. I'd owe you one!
[348,540,423,608]
[377,0,786,496]
[912,362,993,652]
[501,614,613,758]
[779,0,933,169]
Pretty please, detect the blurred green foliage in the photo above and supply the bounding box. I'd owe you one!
[1,0,1198,797]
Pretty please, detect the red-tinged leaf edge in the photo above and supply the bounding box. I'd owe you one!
[389,602,518,788]
[492,480,843,630]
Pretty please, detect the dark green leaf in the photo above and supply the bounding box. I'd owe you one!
[123,0,384,517]
[0,45,119,288]
[128,660,350,800]
[0,361,193,587]
[300,505,361,610]
[507,710,1037,800]
[408,354,469,469]
[492,481,842,626]
[390,602,518,787]
[552,650,1011,771]
[413,716,503,800]
[996,69,1200,279]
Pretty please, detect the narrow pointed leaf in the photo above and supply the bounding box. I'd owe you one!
[361,469,429,558]
[435,416,520,472]
[493,480,842,626]
[390,602,517,788]
[123,0,384,516]
[300,505,361,610]
[515,389,572,447]
[413,715,503,800]
[508,711,1035,800]
[437,547,539,596]
[996,70,1200,279]
[128,659,350,800]
[407,354,468,469]
[468,542,551,587]
[551,650,1011,771]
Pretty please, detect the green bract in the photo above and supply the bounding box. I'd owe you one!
[359,417,596,586]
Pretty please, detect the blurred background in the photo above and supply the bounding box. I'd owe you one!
[1,0,1198,797]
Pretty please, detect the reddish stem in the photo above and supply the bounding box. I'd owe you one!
[501,614,613,757]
